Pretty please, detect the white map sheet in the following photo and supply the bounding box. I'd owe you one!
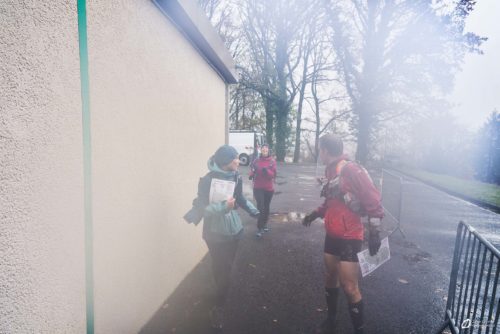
[209,178,236,204]
[357,237,390,277]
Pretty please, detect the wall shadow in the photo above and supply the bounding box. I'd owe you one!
[139,253,218,334]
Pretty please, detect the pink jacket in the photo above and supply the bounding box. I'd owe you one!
[249,156,276,191]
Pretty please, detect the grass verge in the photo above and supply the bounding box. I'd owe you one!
[393,166,500,209]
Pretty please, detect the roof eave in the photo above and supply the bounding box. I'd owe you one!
[152,0,238,84]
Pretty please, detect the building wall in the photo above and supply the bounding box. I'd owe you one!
[0,1,86,333]
[87,1,226,333]
[1,0,228,333]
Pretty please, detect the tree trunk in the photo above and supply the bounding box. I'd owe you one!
[275,33,289,162]
[354,2,378,165]
[293,47,311,163]
[293,90,306,163]
[355,108,370,164]
[264,99,274,149]
[275,99,289,162]
[314,99,320,162]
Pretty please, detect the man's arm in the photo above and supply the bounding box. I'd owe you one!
[344,164,384,255]
[302,198,327,226]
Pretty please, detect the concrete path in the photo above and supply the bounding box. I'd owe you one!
[141,163,500,334]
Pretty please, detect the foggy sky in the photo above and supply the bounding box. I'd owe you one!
[450,0,500,130]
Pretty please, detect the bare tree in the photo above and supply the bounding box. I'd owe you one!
[324,0,486,163]
[229,84,265,130]
[199,0,485,165]
[291,6,325,163]
[198,0,266,131]
[238,0,314,161]
[198,0,244,58]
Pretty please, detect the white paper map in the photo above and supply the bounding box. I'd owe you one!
[209,178,236,204]
[357,237,390,277]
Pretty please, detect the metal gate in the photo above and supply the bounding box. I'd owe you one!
[436,221,499,334]
[381,169,405,238]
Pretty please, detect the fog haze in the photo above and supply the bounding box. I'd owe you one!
[451,0,500,129]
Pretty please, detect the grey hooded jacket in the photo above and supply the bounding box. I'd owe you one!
[199,158,259,242]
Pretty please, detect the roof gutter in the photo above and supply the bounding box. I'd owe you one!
[152,0,238,84]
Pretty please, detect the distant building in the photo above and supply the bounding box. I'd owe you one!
[0,0,236,332]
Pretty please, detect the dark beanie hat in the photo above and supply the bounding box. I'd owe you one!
[214,145,238,167]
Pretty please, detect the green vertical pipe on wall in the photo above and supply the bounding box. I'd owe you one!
[76,0,94,333]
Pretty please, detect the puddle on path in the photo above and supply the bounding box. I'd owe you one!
[270,212,306,223]
[392,239,419,249]
[297,175,316,181]
[403,251,432,264]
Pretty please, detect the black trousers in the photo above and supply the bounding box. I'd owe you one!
[253,188,274,229]
[205,238,239,306]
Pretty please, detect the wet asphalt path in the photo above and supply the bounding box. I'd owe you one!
[141,163,500,334]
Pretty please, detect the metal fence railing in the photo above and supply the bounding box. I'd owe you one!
[381,169,405,238]
[436,221,500,334]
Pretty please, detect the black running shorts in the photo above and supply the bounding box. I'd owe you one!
[324,235,362,262]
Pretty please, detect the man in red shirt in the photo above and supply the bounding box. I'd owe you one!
[303,134,384,334]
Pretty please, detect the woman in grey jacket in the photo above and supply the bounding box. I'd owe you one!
[198,145,259,329]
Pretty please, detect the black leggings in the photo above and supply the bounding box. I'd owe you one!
[253,188,274,229]
[205,238,239,306]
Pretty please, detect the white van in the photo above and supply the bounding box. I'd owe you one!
[229,131,265,166]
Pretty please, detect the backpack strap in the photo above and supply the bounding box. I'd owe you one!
[335,159,351,176]
[234,171,240,186]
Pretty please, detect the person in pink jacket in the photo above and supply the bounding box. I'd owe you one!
[249,144,277,237]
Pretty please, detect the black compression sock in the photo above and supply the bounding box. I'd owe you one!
[325,287,339,320]
[349,299,364,334]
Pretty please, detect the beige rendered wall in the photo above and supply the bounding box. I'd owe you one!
[0,1,86,333]
[87,1,226,333]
